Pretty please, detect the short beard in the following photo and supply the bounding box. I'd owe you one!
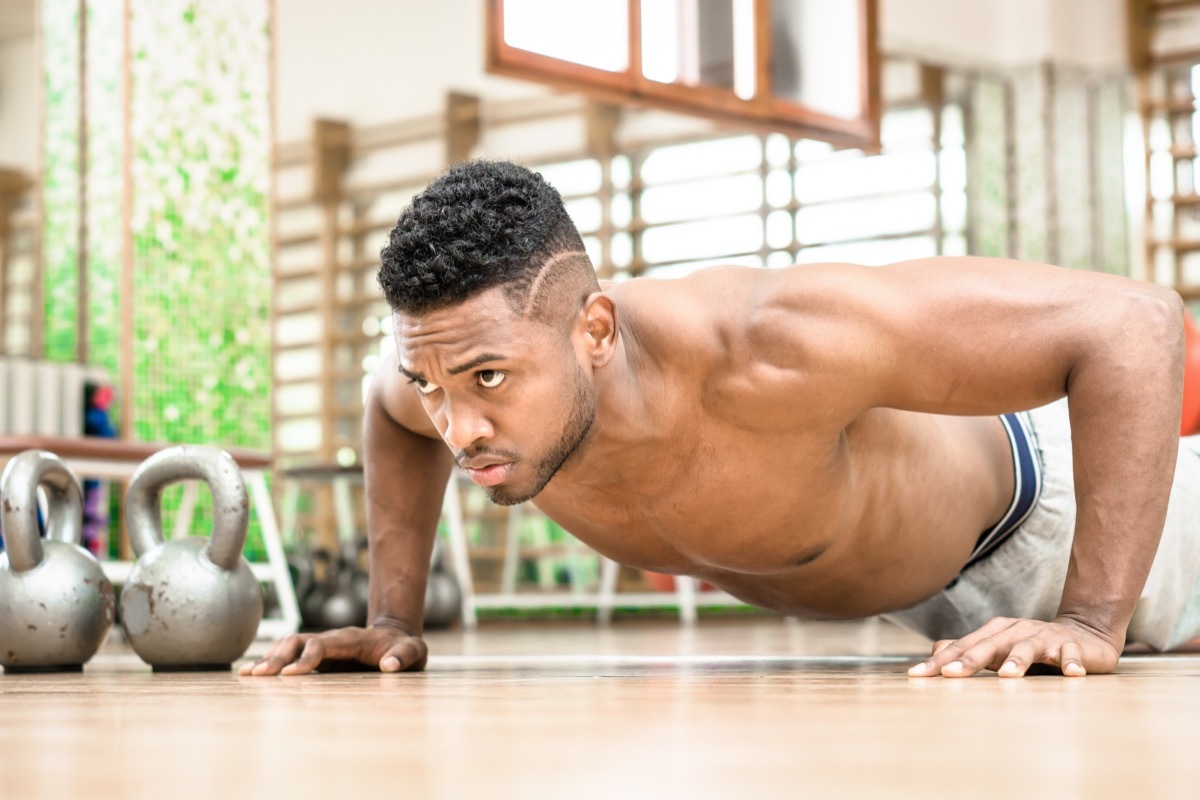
[486,364,596,506]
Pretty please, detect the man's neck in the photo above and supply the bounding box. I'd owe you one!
[548,311,674,493]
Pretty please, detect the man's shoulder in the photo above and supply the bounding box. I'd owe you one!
[370,349,440,439]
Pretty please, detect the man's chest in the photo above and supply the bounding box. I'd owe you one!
[534,429,856,576]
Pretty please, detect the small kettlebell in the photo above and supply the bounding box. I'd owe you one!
[423,538,462,630]
[120,445,263,670]
[299,547,332,630]
[316,547,367,630]
[349,537,370,613]
[0,450,115,672]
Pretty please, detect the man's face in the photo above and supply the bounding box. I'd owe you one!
[394,287,596,505]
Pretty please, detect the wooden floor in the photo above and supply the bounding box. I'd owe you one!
[3,616,1198,799]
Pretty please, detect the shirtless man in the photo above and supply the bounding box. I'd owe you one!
[244,159,1200,679]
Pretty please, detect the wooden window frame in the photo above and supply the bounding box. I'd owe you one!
[486,0,881,150]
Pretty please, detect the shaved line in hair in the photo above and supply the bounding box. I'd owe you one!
[521,250,595,321]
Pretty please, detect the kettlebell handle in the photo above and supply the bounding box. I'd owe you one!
[125,445,249,571]
[0,450,84,572]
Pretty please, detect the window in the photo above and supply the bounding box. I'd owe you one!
[487,0,880,149]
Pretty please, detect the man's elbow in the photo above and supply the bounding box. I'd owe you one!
[1126,284,1186,370]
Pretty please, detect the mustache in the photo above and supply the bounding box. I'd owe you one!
[455,446,520,467]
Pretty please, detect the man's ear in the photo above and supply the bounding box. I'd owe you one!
[581,292,618,367]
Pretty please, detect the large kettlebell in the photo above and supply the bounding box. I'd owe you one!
[120,445,263,670]
[0,451,115,672]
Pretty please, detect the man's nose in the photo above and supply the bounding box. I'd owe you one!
[441,399,494,451]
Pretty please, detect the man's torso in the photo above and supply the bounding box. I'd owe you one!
[531,271,1018,617]
[390,267,1021,618]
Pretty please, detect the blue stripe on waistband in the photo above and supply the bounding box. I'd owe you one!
[963,412,1042,571]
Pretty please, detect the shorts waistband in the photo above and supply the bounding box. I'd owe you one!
[962,412,1043,572]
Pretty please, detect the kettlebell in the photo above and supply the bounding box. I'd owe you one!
[423,537,462,630]
[299,547,333,629]
[120,445,263,670]
[349,536,370,612]
[288,551,317,627]
[315,546,367,630]
[0,450,115,672]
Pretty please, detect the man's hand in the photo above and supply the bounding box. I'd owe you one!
[906,616,1123,678]
[238,622,428,676]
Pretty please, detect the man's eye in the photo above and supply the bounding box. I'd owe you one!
[478,370,505,389]
[410,378,439,396]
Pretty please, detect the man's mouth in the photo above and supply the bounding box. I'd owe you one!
[463,461,514,487]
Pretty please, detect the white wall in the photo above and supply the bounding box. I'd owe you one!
[0,34,37,171]
[883,0,1128,70]
[274,0,550,142]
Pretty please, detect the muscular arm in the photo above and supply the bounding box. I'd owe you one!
[364,349,455,636]
[754,256,1185,674]
[242,350,452,675]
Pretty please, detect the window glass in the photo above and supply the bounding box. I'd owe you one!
[641,135,762,182]
[503,0,629,72]
[642,214,764,263]
[641,173,763,224]
[771,0,861,119]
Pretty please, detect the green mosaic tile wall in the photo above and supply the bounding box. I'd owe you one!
[85,0,123,381]
[128,0,271,450]
[42,0,80,362]
[42,0,272,556]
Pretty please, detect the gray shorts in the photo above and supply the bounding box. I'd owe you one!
[883,399,1200,651]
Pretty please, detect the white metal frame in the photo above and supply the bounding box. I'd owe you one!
[280,470,745,630]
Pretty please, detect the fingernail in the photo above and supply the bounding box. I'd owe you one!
[381,657,399,672]
[943,661,963,675]
[1000,661,1019,676]
[908,662,931,676]
[1064,662,1086,677]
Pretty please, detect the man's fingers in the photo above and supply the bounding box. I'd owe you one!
[1058,641,1087,677]
[940,635,1005,677]
[240,634,311,676]
[238,627,427,677]
[910,618,1119,679]
[909,618,1020,677]
[910,639,964,677]
[380,637,427,673]
[997,639,1041,677]
[290,628,375,674]
[281,636,331,675]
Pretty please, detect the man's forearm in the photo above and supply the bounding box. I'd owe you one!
[1056,287,1185,640]
[362,381,454,633]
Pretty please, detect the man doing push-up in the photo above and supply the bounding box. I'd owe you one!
[244,160,1200,679]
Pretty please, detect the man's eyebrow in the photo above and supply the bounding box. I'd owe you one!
[397,364,423,381]
[448,353,508,376]
[398,353,509,381]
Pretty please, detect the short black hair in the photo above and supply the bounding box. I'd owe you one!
[378,159,598,319]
